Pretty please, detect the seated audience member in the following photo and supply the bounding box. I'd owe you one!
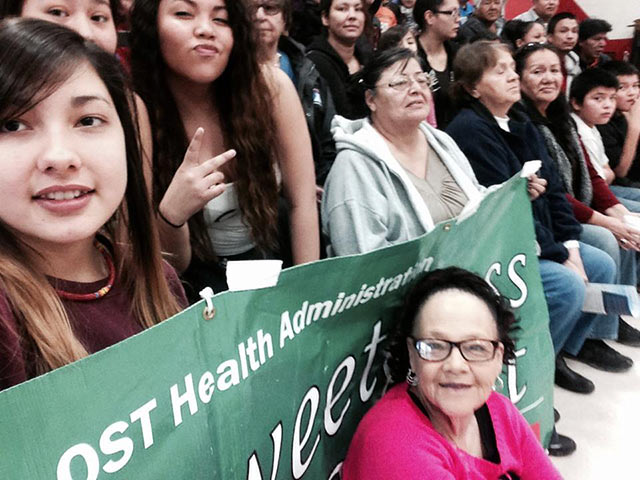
[459,0,474,25]
[322,47,545,254]
[501,19,546,50]
[307,0,371,119]
[253,0,298,79]
[0,19,186,391]
[377,22,417,51]
[252,0,337,185]
[342,267,563,479]
[388,0,418,33]
[513,0,558,28]
[378,24,437,127]
[547,12,580,94]
[413,0,460,128]
[598,61,640,187]
[446,41,618,455]
[516,43,640,352]
[570,68,640,208]
[577,18,612,70]
[457,0,502,45]
[130,0,319,298]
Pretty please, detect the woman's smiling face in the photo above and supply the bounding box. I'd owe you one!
[407,289,504,420]
[0,63,127,252]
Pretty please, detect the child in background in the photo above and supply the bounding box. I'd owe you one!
[0,18,186,391]
[501,19,545,50]
[570,68,640,210]
[598,61,640,187]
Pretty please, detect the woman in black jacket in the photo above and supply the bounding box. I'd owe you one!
[306,0,371,119]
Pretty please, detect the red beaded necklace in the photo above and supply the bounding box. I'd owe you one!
[55,240,116,301]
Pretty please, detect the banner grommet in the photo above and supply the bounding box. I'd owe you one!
[199,287,216,320]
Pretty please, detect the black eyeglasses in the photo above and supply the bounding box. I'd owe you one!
[433,8,460,19]
[412,338,501,362]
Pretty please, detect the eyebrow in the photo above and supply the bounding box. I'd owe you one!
[172,0,227,11]
[71,95,112,107]
[90,0,110,7]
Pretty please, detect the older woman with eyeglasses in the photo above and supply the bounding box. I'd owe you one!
[342,267,562,479]
[322,47,545,256]
[322,47,483,256]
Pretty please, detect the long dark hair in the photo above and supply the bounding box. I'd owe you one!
[130,0,279,260]
[386,267,517,385]
[514,43,583,186]
[0,18,180,375]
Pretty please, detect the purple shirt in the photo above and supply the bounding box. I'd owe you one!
[0,261,187,391]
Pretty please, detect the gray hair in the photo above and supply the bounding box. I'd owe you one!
[474,0,505,7]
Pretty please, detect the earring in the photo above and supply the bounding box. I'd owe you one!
[406,368,418,387]
[492,375,504,391]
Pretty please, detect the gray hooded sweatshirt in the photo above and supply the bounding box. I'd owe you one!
[322,116,487,257]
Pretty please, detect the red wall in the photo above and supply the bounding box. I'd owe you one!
[504,0,632,60]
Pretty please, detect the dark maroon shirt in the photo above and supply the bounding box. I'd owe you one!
[0,261,187,391]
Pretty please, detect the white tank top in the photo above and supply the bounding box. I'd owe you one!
[203,183,255,256]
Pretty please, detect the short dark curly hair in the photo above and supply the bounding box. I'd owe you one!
[385,267,518,385]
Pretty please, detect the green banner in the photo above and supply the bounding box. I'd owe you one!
[0,176,554,479]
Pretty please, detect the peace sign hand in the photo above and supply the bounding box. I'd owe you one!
[158,128,236,227]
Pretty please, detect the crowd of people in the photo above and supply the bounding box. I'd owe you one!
[0,0,639,476]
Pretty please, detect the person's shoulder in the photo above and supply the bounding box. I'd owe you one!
[513,8,536,22]
[486,392,533,439]
[306,36,334,59]
[262,63,293,89]
[487,390,517,411]
[447,108,485,133]
[460,15,483,34]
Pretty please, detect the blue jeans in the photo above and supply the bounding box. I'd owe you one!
[610,185,640,213]
[579,225,628,339]
[580,223,636,287]
[539,242,616,355]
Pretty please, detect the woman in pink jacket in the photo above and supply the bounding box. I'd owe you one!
[342,267,562,479]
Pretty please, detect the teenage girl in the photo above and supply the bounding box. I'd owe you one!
[0,18,186,390]
[130,0,320,296]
